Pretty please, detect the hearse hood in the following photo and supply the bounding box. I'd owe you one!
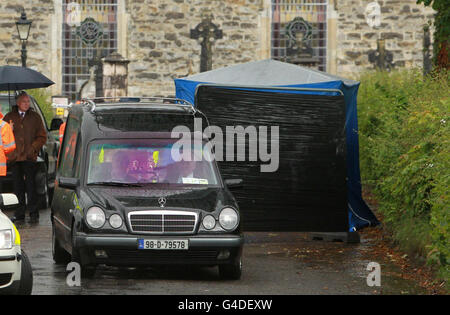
[85,186,236,213]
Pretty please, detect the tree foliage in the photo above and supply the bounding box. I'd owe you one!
[26,88,54,126]
[358,69,449,287]
[417,0,450,69]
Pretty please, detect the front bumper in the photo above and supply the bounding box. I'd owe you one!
[0,246,22,293]
[75,233,244,266]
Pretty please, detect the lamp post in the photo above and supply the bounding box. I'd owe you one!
[16,10,32,67]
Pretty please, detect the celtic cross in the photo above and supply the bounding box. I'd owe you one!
[190,17,223,72]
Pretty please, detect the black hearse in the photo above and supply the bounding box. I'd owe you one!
[51,97,244,279]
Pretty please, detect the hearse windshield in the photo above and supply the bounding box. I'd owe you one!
[86,139,219,187]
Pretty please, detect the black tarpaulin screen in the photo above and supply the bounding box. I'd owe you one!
[196,86,348,232]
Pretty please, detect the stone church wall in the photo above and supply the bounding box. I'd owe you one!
[0,0,436,97]
[334,0,435,79]
[126,0,268,96]
[0,0,54,81]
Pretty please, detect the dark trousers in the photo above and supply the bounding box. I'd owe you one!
[11,161,38,219]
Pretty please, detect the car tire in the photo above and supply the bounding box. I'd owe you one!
[39,185,49,210]
[71,226,96,279]
[219,257,242,280]
[37,165,51,210]
[17,250,33,295]
[52,223,71,264]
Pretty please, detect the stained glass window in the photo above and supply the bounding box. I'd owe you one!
[271,0,328,71]
[62,0,118,101]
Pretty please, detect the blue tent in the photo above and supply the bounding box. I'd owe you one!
[174,59,378,231]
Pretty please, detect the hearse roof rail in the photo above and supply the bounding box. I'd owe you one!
[80,96,195,113]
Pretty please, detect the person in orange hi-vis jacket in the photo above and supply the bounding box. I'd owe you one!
[59,122,66,145]
[59,100,80,146]
[0,112,16,192]
[57,121,66,167]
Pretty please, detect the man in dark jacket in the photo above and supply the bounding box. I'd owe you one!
[5,91,47,224]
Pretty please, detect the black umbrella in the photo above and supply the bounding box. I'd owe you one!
[0,65,54,91]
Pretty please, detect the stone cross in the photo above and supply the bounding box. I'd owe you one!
[190,17,223,72]
[87,49,108,97]
[368,39,394,71]
[423,25,432,76]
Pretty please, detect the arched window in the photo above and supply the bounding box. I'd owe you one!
[62,0,118,101]
[271,0,328,71]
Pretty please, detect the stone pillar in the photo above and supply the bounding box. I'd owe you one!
[327,3,338,75]
[102,52,130,98]
[258,0,272,60]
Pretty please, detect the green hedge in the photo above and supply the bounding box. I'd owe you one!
[357,69,449,285]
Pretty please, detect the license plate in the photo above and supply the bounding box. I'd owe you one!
[138,239,189,250]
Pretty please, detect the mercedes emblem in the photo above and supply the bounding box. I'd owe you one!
[158,197,166,208]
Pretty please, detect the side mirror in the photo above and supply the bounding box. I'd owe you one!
[59,177,80,190]
[50,118,64,131]
[0,193,19,208]
[224,178,244,190]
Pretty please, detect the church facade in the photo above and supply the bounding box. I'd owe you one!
[0,0,435,99]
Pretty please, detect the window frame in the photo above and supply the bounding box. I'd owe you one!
[58,115,80,178]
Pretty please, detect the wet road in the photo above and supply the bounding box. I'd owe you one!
[8,208,427,295]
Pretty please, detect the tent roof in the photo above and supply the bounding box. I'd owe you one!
[181,59,358,86]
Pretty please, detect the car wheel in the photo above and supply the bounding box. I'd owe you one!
[52,223,71,264]
[219,257,242,280]
[17,250,33,295]
[37,166,50,210]
[40,181,49,209]
[71,226,96,278]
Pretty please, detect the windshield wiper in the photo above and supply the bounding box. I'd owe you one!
[87,181,144,187]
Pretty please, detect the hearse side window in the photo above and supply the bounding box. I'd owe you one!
[59,116,80,178]
[73,134,82,178]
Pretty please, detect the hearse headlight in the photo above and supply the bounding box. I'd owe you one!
[86,207,106,229]
[109,214,123,229]
[0,229,13,249]
[219,207,239,231]
[202,215,216,230]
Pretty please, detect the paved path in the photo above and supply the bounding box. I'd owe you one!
[8,208,427,295]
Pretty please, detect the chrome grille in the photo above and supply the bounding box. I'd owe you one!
[129,211,198,234]
[106,249,219,265]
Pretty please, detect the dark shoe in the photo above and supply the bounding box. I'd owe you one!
[29,216,39,224]
[11,216,25,224]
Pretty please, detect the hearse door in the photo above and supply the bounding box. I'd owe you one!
[54,116,81,246]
